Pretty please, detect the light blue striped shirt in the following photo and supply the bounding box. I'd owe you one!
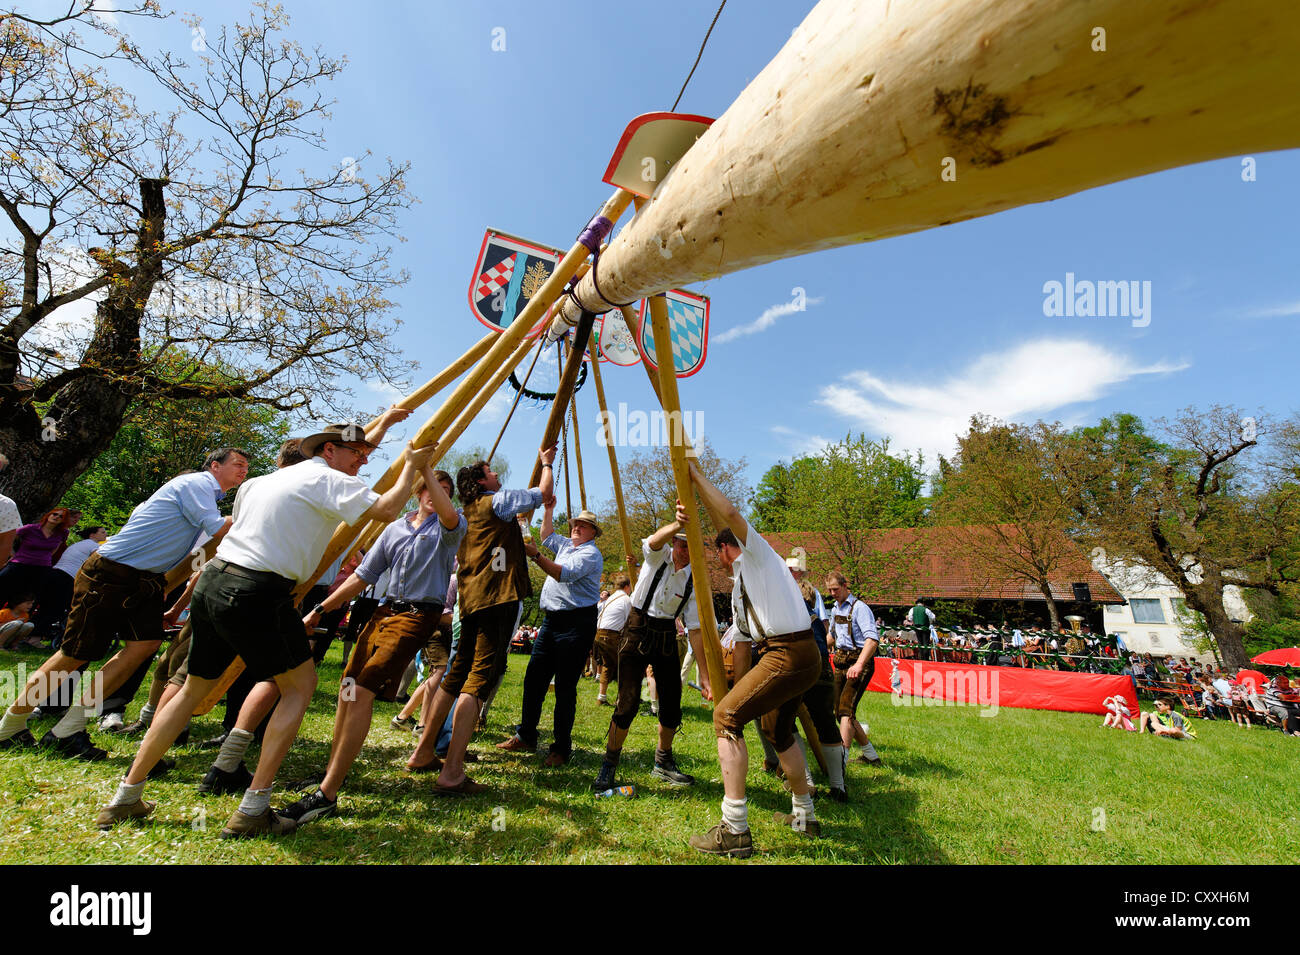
[355,510,467,605]
[828,595,879,651]
[492,487,544,521]
[98,471,227,574]
[539,531,603,611]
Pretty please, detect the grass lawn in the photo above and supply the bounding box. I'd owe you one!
[1,642,1295,864]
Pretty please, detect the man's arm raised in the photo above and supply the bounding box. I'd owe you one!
[361,442,436,525]
[422,464,459,531]
[686,461,747,545]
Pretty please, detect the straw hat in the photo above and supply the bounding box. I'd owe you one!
[299,421,379,458]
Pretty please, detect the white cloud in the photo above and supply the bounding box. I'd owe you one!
[815,338,1190,466]
[715,295,824,344]
[88,0,120,26]
[1240,301,1300,319]
[770,424,834,458]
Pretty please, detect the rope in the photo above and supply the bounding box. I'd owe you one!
[671,0,726,112]
[488,337,546,466]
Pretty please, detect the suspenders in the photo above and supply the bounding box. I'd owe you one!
[638,557,694,621]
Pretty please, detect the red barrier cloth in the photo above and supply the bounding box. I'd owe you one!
[868,657,1140,717]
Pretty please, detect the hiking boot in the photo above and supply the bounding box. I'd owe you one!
[279,788,338,826]
[0,729,37,750]
[773,811,823,838]
[197,762,254,796]
[592,758,618,792]
[220,807,297,839]
[95,799,155,831]
[40,730,107,761]
[857,742,881,765]
[650,752,695,787]
[689,822,753,859]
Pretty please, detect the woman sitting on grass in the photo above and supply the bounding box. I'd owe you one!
[1138,697,1196,739]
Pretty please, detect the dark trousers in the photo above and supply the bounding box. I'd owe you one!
[612,610,683,733]
[29,569,75,642]
[517,605,598,757]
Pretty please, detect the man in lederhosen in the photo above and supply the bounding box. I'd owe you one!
[591,517,710,792]
[0,449,248,758]
[824,571,882,765]
[405,446,555,795]
[278,467,464,825]
[96,424,432,836]
[687,461,822,858]
[593,573,631,706]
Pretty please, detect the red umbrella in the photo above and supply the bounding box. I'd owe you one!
[1251,648,1300,667]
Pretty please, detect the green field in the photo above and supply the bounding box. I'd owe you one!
[1,643,1294,864]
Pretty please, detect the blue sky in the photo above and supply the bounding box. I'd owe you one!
[56,1,1300,503]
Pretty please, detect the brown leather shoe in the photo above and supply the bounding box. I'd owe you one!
[95,799,155,831]
[496,734,534,753]
[542,751,568,767]
[772,811,823,838]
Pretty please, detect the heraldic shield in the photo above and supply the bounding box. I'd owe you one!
[468,229,563,333]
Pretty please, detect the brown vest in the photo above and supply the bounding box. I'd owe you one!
[456,494,532,616]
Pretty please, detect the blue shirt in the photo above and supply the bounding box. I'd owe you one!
[828,594,879,651]
[98,471,227,574]
[539,531,603,611]
[356,510,467,605]
[492,487,543,521]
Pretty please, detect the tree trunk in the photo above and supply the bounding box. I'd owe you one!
[0,179,167,517]
[1186,584,1249,671]
[1037,579,1062,630]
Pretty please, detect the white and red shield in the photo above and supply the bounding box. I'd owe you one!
[468,229,563,333]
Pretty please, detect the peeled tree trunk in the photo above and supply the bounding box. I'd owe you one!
[0,179,168,518]
[547,0,1300,338]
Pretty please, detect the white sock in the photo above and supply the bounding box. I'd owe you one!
[110,778,146,807]
[238,786,272,816]
[213,728,254,771]
[792,790,816,823]
[51,705,89,739]
[824,744,845,789]
[138,702,156,726]
[0,709,31,741]
[721,796,748,834]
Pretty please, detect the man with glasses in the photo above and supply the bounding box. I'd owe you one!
[97,423,434,837]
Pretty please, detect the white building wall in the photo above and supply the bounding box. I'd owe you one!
[1091,558,1228,664]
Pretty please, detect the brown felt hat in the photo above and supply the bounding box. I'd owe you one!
[573,510,603,538]
[299,421,379,459]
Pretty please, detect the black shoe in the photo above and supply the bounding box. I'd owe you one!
[650,751,695,787]
[280,788,338,825]
[199,732,229,750]
[288,770,327,792]
[197,762,253,796]
[592,758,618,792]
[147,757,175,780]
[40,730,107,762]
[176,727,190,747]
[827,786,849,803]
[0,729,37,750]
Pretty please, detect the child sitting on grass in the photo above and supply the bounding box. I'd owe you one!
[1101,694,1134,730]
[1138,696,1197,740]
[0,596,37,650]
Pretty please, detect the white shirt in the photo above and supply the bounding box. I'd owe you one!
[216,456,378,582]
[729,520,811,642]
[0,494,21,535]
[629,537,700,629]
[55,537,102,577]
[597,589,632,632]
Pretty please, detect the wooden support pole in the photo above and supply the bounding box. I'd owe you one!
[526,312,597,491]
[566,344,588,513]
[588,351,637,584]
[646,294,728,703]
[298,190,633,600]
